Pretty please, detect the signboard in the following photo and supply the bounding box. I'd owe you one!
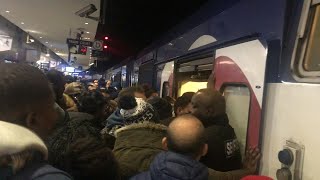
[66,38,93,46]
[92,40,103,51]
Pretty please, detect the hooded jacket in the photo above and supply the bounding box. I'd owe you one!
[131,151,208,180]
[113,122,166,179]
[200,114,242,171]
[0,121,71,180]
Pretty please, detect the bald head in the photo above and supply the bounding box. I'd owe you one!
[165,114,207,159]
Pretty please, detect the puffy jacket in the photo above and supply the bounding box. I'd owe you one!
[131,151,208,180]
[9,162,72,180]
[113,122,166,179]
[200,114,242,171]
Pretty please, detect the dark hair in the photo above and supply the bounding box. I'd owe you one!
[181,92,195,100]
[79,91,106,115]
[46,70,65,100]
[0,64,53,123]
[62,137,120,180]
[148,97,172,120]
[174,95,192,115]
[145,88,158,99]
[64,75,74,84]
[166,115,206,158]
[118,95,137,110]
[118,86,144,98]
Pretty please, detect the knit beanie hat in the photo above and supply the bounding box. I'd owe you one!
[119,95,159,125]
[0,121,48,160]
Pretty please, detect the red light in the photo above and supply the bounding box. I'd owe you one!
[104,45,108,49]
[104,36,109,40]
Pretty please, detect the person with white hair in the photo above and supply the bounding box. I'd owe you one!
[0,121,71,180]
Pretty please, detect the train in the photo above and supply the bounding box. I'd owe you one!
[102,0,320,178]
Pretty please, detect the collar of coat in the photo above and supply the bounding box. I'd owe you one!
[114,121,167,138]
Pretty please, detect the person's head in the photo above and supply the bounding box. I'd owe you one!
[0,64,57,139]
[106,80,112,88]
[118,95,159,124]
[174,94,194,116]
[64,75,75,85]
[93,79,99,87]
[162,114,207,160]
[147,97,172,120]
[145,88,158,100]
[118,86,146,100]
[46,70,65,100]
[79,91,108,122]
[87,82,97,91]
[62,137,120,180]
[191,88,225,125]
[0,121,48,175]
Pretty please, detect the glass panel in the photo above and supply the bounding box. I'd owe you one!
[304,5,320,71]
[223,86,250,156]
[178,81,207,96]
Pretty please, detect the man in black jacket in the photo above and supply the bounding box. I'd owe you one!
[191,88,242,171]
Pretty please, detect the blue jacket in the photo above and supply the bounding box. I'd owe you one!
[5,162,72,180]
[131,151,208,180]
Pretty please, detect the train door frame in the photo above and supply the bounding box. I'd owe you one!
[213,36,268,158]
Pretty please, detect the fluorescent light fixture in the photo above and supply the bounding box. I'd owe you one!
[89,63,94,66]
[86,31,90,34]
[85,22,89,25]
[39,37,43,39]
[5,11,10,13]
[21,22,25,25]
[45,42,48,44]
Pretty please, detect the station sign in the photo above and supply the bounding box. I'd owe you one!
[66,38,93,46]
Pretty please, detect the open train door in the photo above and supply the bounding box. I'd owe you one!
[213,39,267,156]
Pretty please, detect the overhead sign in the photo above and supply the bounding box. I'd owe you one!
[92,40,103,51]
[66,38,93,46]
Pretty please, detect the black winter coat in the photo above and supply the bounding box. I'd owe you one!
[200,114,242,171]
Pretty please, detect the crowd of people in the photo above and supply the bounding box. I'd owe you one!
[0,63,270,180]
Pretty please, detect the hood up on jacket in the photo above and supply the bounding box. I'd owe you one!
[0,121,48,159]
[131,151,208,180]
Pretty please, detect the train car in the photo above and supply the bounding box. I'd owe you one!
[124,0,320,178]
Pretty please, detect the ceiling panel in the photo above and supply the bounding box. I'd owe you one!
[0,0,100,68]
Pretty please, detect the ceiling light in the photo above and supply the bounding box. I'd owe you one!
[86,32,90,34]
[45,42,48,44]
[46,53,50,57]
[39,37,43,39]
[50,45,53,47]
[21,22,25,25]
[85,22,89,25]
[87,38,90,40]
[5,11,10,13]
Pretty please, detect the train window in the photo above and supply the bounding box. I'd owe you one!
[292,2,320,80]
[178,81,207,96]
[223,85,250,156]
[303,5,320,71]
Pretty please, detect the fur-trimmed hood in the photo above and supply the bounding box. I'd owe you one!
[113,122,167,178]
[0,121,48,160]
[114,121,167,138]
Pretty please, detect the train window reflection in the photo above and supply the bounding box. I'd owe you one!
[304,5,320,71]
[223,85,250,157]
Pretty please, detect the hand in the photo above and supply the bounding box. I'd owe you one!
[243,147,261,173]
